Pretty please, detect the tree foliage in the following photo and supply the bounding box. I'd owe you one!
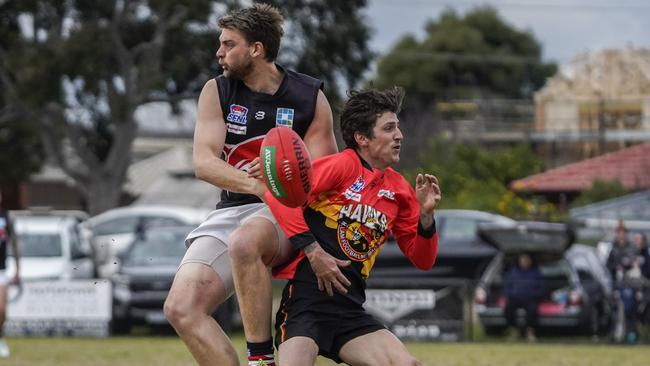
[0,2,45,188]
[406,138,557,219]
[572,179,628,208]
[271,0,372,106]
[1,0,372,214]
[374,6,556,101]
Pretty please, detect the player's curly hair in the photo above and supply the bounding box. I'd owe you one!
[218,3,284,62]
[340,87,405,149]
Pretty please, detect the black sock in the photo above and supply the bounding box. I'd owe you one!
[247,339,274,358]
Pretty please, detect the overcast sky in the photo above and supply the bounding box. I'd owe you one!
[364,0,650,64]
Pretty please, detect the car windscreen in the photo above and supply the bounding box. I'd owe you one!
[11,233,63,257]
[439,218,484,242]
[124,231,188,265]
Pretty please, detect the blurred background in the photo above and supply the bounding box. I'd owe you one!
[1,0,650,363]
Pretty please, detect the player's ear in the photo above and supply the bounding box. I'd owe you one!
[354,131,369,147]
[251,41,264,58]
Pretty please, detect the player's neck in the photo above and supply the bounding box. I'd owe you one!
[242,62,284,95]
[356,149,389,172]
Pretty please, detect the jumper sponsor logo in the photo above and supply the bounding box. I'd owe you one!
[343,176,365,202]
[226,123,247,135]
[255,111,265,120]
[226,104,248,125]
[377,189,395,200]
[344,190,361,202]
[292,137,311,194]
[262,146,286,198]
[349,176,365,193]
[337,203,388,261]
[276,108,294,127]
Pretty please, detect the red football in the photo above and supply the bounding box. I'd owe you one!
[260,127,313,207]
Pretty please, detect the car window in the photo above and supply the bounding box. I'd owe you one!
[440,218,481,241]
[12,233,63,257]
[125,230,188,264]
[94,217,139,236]
[144,216,184,228]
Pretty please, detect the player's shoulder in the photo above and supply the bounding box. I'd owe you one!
[283,67,322,90]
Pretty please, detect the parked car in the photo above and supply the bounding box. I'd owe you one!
[111,225,233,334]
[83,205,209,278]
[7,210,94,281]
[473,221,608,335]
[371,209,515,280]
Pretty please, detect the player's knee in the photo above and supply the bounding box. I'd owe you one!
[228,232,262,264]
[163,293,185,327]
[164,290,198,329]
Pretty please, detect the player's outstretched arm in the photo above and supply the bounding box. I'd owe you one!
[303,242,351,296]
[193,79,259,194]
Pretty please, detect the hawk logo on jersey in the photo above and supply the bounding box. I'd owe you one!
[226,104,248,125]
[337,203,388,261]
[276,108,294,128]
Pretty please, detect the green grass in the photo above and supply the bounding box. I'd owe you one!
[2,333,650,366]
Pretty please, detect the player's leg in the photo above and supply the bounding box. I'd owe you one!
[164,236,238,366]
[277,336,319,366]
[338,329,423,366]
[229,211,290,365]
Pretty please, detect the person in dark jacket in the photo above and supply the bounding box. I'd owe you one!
[606,223,637,281]
[503,253,544,342]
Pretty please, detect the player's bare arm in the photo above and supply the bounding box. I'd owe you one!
[302,90,338,159]
[193,79,258,194]
[416,173,442,229]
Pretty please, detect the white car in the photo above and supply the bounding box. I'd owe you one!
[83,205,209,278]
[7,211,95,281]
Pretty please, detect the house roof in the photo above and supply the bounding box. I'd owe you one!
[511,142,650,192]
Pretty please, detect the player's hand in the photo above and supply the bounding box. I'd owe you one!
[415,173,441,215]
[246,157,262,179]
[304,243,351,296]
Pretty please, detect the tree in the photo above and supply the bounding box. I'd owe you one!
[271,0,373,106]
[0,2,45,204]
[406,138,554,218]
[374,6,556,101]
[371,7,556,170]
[1,0,372,214]
[572,179,628,208]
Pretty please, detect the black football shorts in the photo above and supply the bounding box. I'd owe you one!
[274,280,385,363]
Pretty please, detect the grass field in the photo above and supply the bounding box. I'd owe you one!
[2,333,650,366]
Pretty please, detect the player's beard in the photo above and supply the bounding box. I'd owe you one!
[223,56,254,80]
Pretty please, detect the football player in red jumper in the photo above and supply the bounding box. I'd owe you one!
[263,87,441,366]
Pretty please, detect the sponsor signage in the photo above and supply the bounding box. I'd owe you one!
[364,281,468,341]
[6,280,112,337]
